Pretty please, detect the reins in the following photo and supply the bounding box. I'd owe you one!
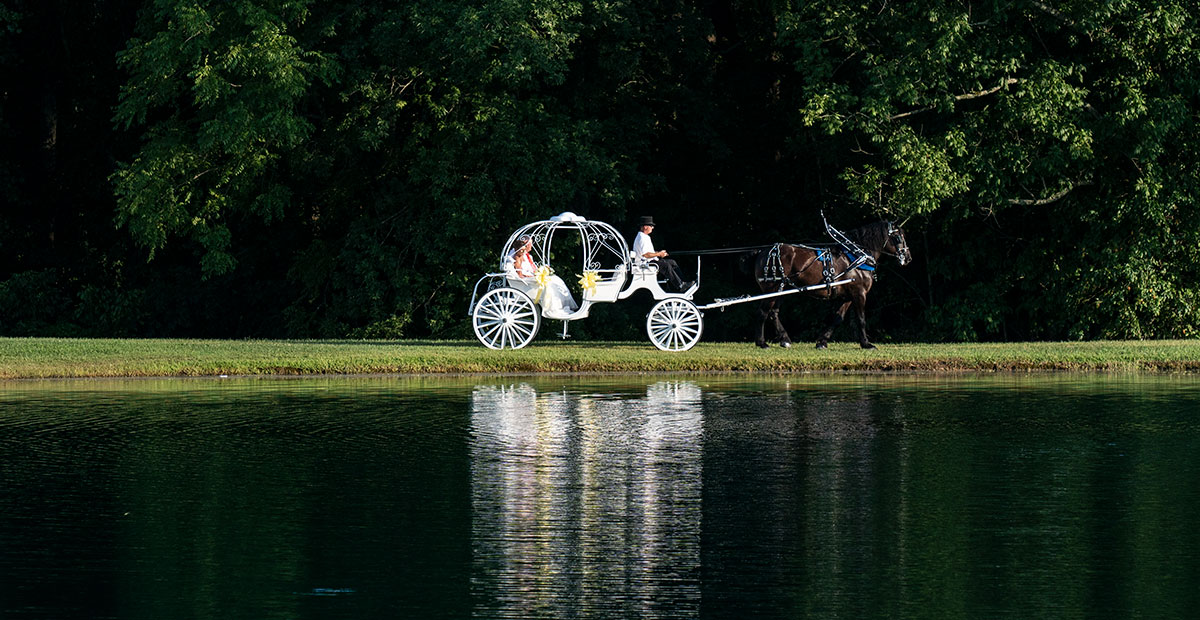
[669,245,774,256]
[667,218,905,266]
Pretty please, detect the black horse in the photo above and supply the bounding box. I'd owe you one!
[751,220,911,349]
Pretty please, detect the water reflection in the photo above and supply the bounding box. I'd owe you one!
[2,375,1200,619]
[470,381,703,619]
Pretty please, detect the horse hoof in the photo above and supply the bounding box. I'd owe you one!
[780,341,791,349]
[756,341,769,349]
[861,343,876,350]
[815,343,827,350]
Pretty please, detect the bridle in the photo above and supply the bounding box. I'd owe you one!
[881,221,911,265]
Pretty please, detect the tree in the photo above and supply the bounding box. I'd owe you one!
[2,0,1194,340]
[113,0,335,274]
[774,0,1200,339]
[113,0,715,337]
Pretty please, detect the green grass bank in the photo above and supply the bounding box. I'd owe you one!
[3,338,1200,379]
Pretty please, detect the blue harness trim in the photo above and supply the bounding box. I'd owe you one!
[816,248,874,287]
[848,253,875,271]
[828,249,875,271]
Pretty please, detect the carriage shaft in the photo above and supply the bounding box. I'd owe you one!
[698,279,856,310]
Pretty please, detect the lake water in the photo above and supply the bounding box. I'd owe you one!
[2,374,1198,619]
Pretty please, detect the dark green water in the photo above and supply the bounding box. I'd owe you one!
[1,374,1198,619]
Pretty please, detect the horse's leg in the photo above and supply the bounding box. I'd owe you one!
[755,300,773,348]
[770,305,792,348]
[853,291,875,349]
[816,300,852,349]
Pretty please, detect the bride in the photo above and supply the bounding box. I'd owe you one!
[503,235,579,318]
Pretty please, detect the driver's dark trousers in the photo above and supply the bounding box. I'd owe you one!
[653,258,685,292]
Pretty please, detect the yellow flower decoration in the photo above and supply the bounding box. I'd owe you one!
[578,270,599,295]
[533,265,551,303]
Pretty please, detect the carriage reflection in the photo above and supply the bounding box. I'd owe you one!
[469,382,703,618]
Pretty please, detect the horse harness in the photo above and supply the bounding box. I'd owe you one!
[761,241,876,290]
[749,214,906,290]
[762,244,786,282]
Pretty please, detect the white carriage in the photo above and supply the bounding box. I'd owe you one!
[468,212,703,351]
[468,212,860,351]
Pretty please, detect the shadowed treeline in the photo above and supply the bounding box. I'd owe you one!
[2,1,1198,342]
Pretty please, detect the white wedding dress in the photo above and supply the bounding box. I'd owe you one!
[503,252,579,319]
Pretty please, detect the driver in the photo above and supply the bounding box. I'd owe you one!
[632,216,691,292]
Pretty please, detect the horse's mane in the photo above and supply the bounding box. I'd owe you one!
[845,221,892,251]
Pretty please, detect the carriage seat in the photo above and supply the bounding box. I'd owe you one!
[582,264,626,302]
[629,251,669,284]
[504,275,541,300]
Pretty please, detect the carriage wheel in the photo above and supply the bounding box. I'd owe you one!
[473,288,541,350]
[646,298,703,352]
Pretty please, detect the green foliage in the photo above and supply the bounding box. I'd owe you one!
[260,1,681,336]
[347,313,413,340]
[2,0,1198,341]
[782,1,1094,220]
[0,270,79,336]
[0,270,151,337]
[75,284,149,337]
[113,0,335,273]
[779,0,1200,340]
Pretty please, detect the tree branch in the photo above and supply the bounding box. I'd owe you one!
[954,78,1020,101]
[888,107,933,122]
[889,78,1020,121]
[1007,181,1093,206]
[1029,1,1074,26]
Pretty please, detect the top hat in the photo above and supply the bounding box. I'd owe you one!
[639,216,656,227]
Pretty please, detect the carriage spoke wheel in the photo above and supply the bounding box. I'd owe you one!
[473,288,541,350]
[646,298,703,352]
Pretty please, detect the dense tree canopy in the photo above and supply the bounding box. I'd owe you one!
[1,0,1197,341]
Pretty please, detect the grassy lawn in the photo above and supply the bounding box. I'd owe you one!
[2,338,1200,378]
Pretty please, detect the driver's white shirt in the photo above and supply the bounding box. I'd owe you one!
[632,231,655,260]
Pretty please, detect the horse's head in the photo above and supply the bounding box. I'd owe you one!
[885,222,911,266]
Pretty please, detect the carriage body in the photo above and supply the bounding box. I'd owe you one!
[468,212,702,351]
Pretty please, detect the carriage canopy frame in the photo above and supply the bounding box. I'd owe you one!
[499,212,629,276]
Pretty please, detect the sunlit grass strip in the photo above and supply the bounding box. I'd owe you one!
[2,338,1200,379]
